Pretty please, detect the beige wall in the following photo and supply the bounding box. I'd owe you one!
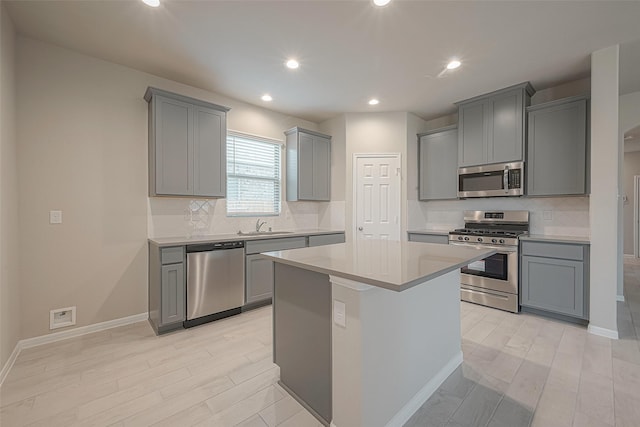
[0,4,20,368]
[345,112,408,242]
[623,152,640,255]
[16,36,320,339]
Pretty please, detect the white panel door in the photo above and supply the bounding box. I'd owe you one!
[355,155,401,241]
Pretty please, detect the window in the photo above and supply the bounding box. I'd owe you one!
[227,132,281,216]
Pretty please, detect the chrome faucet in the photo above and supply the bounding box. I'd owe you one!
[256,219,267,232]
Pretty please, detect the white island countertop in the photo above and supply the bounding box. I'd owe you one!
[261,240,495,292]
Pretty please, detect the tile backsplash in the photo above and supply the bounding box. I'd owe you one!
[410,196,590,237]
[148,198,321,238]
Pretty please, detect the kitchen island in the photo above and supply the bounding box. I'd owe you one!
[261,240,495,427]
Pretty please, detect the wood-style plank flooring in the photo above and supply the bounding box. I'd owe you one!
[2,263,640,427]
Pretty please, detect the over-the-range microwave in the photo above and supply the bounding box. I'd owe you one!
[458,161,523,198]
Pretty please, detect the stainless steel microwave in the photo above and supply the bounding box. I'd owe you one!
[458,161,524,198]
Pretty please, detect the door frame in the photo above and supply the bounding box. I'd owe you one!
[635,175,640,258]
[352,153,402,241]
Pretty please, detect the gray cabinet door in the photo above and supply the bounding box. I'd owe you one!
[521,255,585,318]
[245,254,274,304]
[419,127,458,200]
[489,90,524,164]
[297,133,315,200]
[161,263,186,325]
[527,98,587,196]
[458,100,487,167]
[193,105,226,197]
[312,135,331,200]
[155,95,192,196]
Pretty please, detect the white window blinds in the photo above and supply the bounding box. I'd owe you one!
[227,132,281,216]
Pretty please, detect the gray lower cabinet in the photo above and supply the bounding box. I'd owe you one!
[285,127,331,201]
[520,240,589,321]
[408,232,449,244]
[527,96,589,196]
[418,126,458,200]
[245,254,275,305]
[456,82,534,167]
[149,244,186,334]
[145,87,229,198]
[244,233,345,307]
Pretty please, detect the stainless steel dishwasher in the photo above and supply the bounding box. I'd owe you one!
[184,241,245,328]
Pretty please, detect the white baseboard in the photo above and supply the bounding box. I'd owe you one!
[0,342,22,387]
[588,324,619,340]
[617,294,626,302]
[384,351,464,427]
[0,312,147,386]
[20,313,147,350]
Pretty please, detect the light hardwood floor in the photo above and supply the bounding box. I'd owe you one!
[2,264,640,427]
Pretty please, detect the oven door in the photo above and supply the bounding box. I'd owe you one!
[450,242,518,294]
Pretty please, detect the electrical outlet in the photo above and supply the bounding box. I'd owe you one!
[49,210,63,224]
[333,300,346,328]
[50,306,76,330]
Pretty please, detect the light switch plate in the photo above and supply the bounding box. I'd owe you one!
[49,210,63,224]
[333,300,346,328]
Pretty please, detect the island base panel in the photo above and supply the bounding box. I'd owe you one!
[273,263,332,425]
[331,270,462,427]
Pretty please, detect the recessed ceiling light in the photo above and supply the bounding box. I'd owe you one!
[368,99,380,106]
[447,60,461,70]
[373,0,391,6]
[286,59,299,69]
[261,94,273,102]
[141,0,160,7]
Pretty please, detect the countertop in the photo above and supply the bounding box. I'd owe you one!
[148,229,345,247]
[520,234,590,245]
[261,240,495,292]
[407,229,452,236]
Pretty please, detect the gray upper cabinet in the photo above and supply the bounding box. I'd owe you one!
[145,87,230,198]
[285,127,331,201]
[527,96,588,196]
[456,82,534,167]
[418,125,458,200]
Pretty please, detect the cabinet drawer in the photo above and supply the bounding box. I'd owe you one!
[245,236,307,255]
[520,241,584,261]
[408,233,449,244]
[308,233,345,247]
[161,246,185,264]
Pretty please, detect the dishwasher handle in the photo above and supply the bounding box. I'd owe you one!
[186,241,244,252]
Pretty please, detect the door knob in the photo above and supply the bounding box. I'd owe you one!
[358,227,363,231]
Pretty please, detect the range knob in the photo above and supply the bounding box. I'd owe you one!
[464,237,470,241]
[477,237,483,242]
[458,236,463,241]
[491,238,497,243]
[499,239,505,244]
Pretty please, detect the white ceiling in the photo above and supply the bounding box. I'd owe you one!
[5,0,640,123]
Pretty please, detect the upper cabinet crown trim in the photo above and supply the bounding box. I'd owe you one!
[417,124,458,138]
[527,95,590,112]
[455,82,536,106]
[284,127,332,140]
[144,87,231,112]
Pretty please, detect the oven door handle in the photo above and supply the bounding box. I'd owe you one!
[449,241,517,253]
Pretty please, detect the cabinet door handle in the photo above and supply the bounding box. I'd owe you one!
[358,227,363,231]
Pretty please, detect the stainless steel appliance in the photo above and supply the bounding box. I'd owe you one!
[184,241,245,328]
[449,210,529,313]
[458,161,524,198]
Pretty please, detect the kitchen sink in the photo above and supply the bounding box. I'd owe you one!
[237,231,294,236]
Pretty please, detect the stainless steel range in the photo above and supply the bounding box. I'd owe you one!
[449,210,529,313]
